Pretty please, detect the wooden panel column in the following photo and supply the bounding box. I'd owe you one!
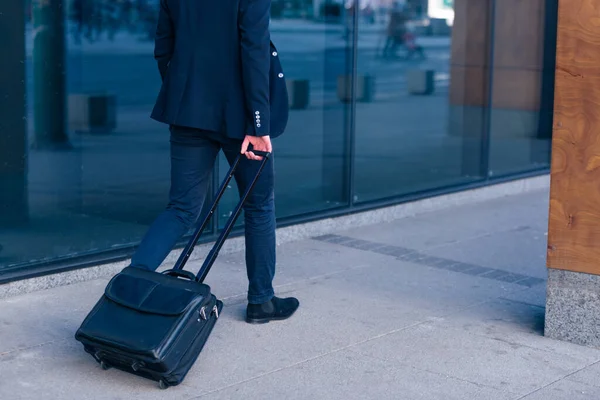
[545,0,600,348]
[547,0,600,275]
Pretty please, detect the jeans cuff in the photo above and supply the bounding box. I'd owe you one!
[247,289,275,305]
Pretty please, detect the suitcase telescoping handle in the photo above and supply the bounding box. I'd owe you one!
[170,150,271,283]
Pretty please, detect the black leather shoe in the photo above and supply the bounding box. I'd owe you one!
[246,296,299,324]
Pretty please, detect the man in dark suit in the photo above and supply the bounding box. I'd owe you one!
[129,0,299,324]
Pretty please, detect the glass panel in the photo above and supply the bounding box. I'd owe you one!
[353,0,487,203]
[1,0,213,275]
[488,0,556,176]
[217,5,352,229]
[1,0,29,271]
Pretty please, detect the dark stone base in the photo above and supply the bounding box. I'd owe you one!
[545,268,600,348]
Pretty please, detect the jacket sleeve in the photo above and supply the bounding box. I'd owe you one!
[154,0,174,81]
[239,0,271,136]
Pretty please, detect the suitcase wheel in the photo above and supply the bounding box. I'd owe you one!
[159,380,169,390]
[100,361,111,371]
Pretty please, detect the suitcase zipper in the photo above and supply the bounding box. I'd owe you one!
[198,297,219,321]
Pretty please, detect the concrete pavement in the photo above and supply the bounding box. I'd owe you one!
[2,189,600,399]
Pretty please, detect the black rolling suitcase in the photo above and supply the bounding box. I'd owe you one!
[74,151,271,390]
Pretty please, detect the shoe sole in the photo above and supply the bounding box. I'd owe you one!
[245,308,298,325]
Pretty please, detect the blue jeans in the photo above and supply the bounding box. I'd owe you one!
[130,126,276,304]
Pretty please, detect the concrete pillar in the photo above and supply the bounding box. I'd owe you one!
[0,0,29,226]
[32,0,69,148]
[545,0,600,348]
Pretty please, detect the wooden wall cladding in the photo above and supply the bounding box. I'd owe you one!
[547,0,600,275]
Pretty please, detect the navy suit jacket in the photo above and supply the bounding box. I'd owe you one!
[150,0,289,139]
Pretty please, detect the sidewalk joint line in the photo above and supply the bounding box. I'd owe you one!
[0,338,68,358]
[189,320,429,400]
[514,359,600,400]
[348,348,501,392]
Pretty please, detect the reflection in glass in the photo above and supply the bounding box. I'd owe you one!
[3,0,177,273]
[353,0,485,203]
[488,0,556,176]
[218,6,352,228]
[1,0,555,276]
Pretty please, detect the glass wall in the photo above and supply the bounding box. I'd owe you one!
[353,0,484,202]
[487,0,557,176]
[0,0,556,280]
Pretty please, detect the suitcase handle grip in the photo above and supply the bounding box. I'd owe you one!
[161,269,196,281]
[249,150,271,158]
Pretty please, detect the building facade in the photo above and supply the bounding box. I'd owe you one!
[0,0,557,283]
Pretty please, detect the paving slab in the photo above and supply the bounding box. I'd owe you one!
[0,278,108,354]
[521,378,600,400]
[500,284,547,308]
[197,349,513,400]
[340,191,549,251]
[565,361,600,389]
[427,296,600,362]
[214,238,394,300]
[349,321,597,396]
[321,257,527,314]
[426,230,548,279]
[0,338,203,400]
[193,285,422,394]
